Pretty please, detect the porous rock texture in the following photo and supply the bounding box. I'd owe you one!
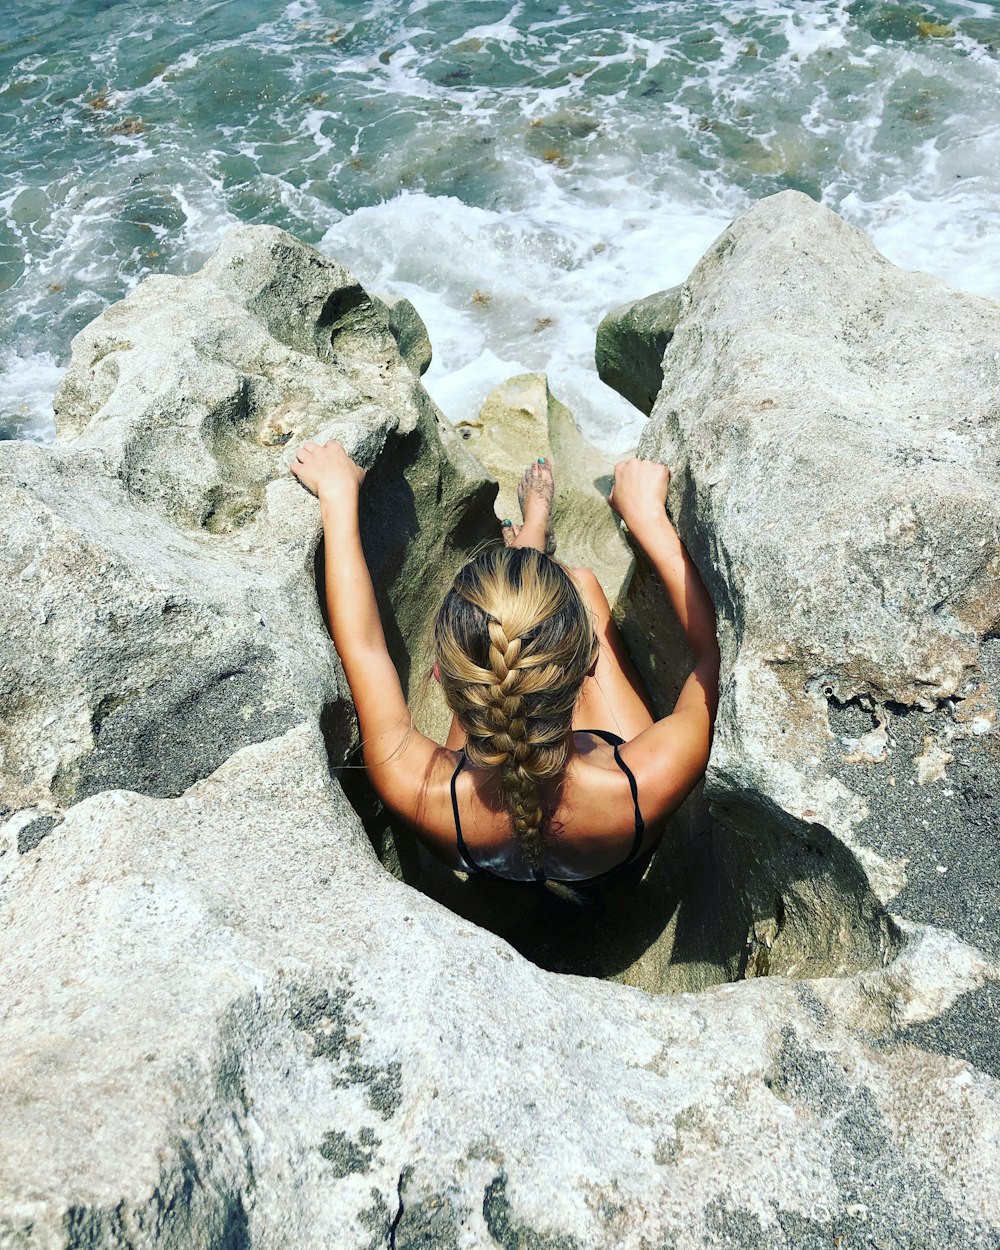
[0,224,492,816]
[1,208,999,1248]
[456,371,633,602]
[602,190,999,996]
[2,727,996,1249]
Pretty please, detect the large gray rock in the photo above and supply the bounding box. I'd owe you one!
[0,225,494,818]
[0,438,342,814]
[2,726,997,1249]
[602,189,1000,1030]
[375,293,433,377]
[2,208,999,1248]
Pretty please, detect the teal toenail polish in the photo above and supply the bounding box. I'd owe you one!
[503,519,512,527]
[537,456,545,464]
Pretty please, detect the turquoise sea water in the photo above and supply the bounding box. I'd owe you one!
[2,0,999,445]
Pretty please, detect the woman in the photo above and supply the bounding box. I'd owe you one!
[290,440,719,892]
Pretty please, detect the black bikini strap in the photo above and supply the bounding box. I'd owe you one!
[450,753,511,880]
[452,735,644,882]
[612,742,646,862]
[450,753,478,873]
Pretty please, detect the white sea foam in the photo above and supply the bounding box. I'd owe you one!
[122,49,202,104]
[428,347,535,428]
[854,187,1000,300]
[947,1,997,15]
[284,0,316,21]
[769,0,850,64]
[0,351,63,443]
[4,0,1000,451]
[457,4,526,48]
[323,188,729,448]
[166,178,241,264]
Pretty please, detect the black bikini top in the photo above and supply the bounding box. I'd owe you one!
[449,728,646,887]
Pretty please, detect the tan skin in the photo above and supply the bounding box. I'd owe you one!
[290,441,720,882]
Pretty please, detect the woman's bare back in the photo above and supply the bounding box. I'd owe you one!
[290,443,719,891]
[426,728,662,883]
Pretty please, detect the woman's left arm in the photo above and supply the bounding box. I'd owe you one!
[290,440,441,811]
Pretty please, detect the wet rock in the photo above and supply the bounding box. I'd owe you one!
[595,286,682,415]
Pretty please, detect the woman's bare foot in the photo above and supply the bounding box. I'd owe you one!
[501,518,522,547]
[514,458,556,554]
[500,459,556,552]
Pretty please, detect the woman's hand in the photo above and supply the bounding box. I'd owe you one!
[608,457,671,537]
[290,439,366,501]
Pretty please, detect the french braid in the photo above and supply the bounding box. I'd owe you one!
[434,546,598,879]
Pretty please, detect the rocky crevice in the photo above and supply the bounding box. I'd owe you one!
[344,469,901,993]
[3,206,999,1247]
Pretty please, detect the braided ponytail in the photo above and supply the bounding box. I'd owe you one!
[434,547,598,883]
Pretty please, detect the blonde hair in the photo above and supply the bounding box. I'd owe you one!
[434,546,598,879]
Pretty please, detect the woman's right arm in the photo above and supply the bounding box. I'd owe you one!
[609,458,720,820]
[289,440,443,816]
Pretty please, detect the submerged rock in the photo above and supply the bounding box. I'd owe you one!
[1,206,998,1247]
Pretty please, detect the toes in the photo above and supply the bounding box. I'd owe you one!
[501,519,521,547]
[515,460,554,524]
[520,461,551,487]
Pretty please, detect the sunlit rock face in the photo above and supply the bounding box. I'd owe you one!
[1,212,998,1249]
[604,189,999,986]
[455,370,633,603]
[0,224,494,816]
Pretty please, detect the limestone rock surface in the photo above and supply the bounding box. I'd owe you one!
[0,224,493,817]
[1,208,999,1249]
[2,727,998,1250]
[457,372,632,602]
[601,189,1000,1041]
[374,293,433,377]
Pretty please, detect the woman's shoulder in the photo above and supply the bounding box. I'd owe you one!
[366,733,462,835]
[570,727,628,768]
[561,732,650,837]
[613,707,713,827]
